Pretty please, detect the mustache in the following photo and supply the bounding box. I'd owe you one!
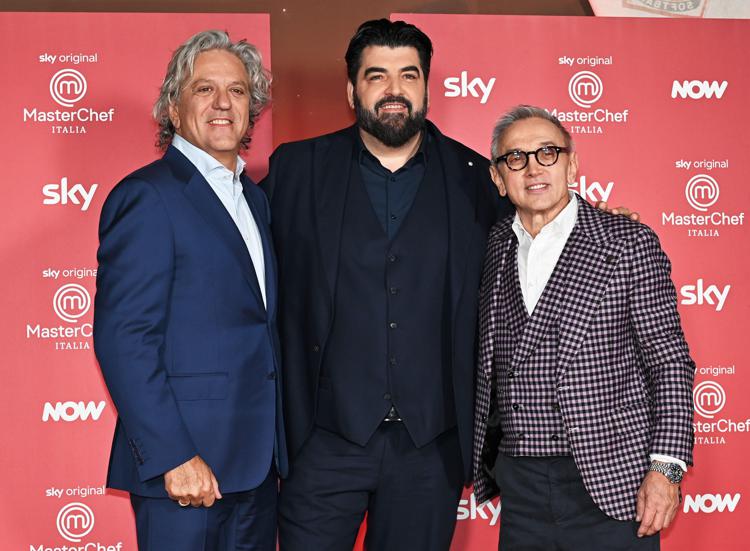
[374,96,413,113]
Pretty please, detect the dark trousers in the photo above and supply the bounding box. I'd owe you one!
[494,453,659,551]
[278,422,464,551]
[130,469,277,551]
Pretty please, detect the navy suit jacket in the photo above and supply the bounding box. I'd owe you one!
[94,145,287,498]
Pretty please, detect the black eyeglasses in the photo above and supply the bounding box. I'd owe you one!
[493,146,569,171]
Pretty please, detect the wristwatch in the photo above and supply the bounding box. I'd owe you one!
[649,460,684,484]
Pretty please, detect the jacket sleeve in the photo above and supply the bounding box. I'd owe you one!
[94,177,197,482]
[628,225,695,466]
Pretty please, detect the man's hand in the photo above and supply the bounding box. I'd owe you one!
[635,471,680,537]
[595,201,640,222]
[164,455,222,507]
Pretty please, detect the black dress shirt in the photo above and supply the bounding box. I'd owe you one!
[356,131,428,240]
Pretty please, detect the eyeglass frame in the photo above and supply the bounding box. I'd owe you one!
[492,145,570,171]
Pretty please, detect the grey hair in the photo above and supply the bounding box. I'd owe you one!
[490,105,574,161]
[153,30,271,149]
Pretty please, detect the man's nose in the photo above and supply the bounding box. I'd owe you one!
[385,78,403,96]
[213,88,231,109]
[524,153,546,175]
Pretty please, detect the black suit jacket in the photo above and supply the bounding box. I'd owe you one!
[262,122,510,481]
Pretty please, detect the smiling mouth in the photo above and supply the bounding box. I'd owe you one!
[526,183,549,191]
[379,102,408,111]
[208,118,232,126]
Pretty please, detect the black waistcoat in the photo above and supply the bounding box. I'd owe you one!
[316,149,455,447]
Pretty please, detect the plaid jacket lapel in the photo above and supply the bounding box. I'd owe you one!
[557,195,626,375]
[510,244,567,370]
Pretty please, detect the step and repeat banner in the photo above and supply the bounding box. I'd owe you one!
[395,13,749,551]
[1,10,747,551]
[0,12,272,550]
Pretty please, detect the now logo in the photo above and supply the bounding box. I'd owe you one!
[444,71,496,104]
[671,80,728,100]
[683,493,740,514]
[42,400,106,422]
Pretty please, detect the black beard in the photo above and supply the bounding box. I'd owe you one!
[354,93,427,148]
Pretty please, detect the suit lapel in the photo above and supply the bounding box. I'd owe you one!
[502,239,527,344]
[557,196,625,375]
[510,239,569,368]
[509,195,625,371]
[433,125,477,334]
[168,147,265,306]
[242,176,276,316]
[313,127,357,301]
[478,221,516,383]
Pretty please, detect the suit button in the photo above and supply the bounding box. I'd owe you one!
[389,322,398,329]
[389,287,399,295]
[389,357,397,366]
[312,344,320,352]
[388,254,397,263]
[383,393,391,400]
[512,403,520,411]
[267,372,277,380]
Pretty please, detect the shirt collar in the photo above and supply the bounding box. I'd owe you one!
[511,191,579,242]
[172,134,246,184]
[354,127,429,169]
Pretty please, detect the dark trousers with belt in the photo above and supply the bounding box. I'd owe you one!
[494,453,659,551]
[278,422,464,551]
[130,468,277,551]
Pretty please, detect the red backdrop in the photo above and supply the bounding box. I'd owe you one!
[0,13,272,550]
[1,11,747,551]
[396,13,749,550]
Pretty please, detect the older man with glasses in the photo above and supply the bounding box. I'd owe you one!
[472,105,695,550]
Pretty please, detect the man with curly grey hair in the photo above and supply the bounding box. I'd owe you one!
[94,30,285,550]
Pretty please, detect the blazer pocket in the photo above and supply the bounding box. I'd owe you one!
[611,400,652,437]
[168,372,229,400]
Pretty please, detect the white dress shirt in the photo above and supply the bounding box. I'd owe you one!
[172,134,267,308]
[512,192,686,472]
[511,192,578,316]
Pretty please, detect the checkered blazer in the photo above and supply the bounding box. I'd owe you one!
[473,195,695,520]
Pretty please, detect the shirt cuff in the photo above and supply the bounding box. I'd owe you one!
[650,453,688,472]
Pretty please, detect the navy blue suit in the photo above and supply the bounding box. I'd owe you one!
[94,146,286,549]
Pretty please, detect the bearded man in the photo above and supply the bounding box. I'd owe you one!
[261,18,512,551]
[263,18,638,550]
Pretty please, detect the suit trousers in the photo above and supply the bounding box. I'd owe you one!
[278,422,464,551]
[494,453,659,551]
[130,468,277,551]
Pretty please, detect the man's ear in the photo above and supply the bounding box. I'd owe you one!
[489,164,507,197]
[168,103,180,131]
[567,151,579,184]
[347,81,355,110]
